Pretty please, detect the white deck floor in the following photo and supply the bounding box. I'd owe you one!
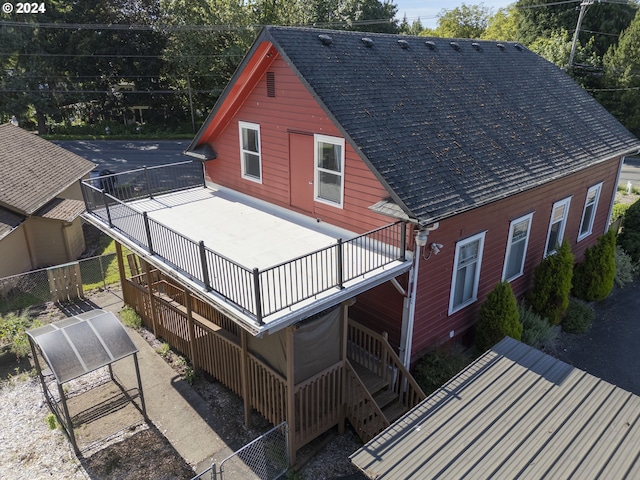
[89,185,412,334]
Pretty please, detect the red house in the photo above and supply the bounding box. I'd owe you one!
[81,27,640,460]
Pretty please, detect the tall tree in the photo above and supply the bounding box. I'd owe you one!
[481,6,520,41]
[435,3,491,39]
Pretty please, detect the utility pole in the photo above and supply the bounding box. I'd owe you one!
[568,0,595,70]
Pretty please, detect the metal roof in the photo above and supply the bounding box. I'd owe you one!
[351,337,640,479]
[27,309,138,384]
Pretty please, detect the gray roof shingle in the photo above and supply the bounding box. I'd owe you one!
[0,124,95,215]
[257,27,640,224]
[0,206,25,240]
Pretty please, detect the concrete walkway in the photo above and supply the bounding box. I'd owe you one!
[80,287,234,474]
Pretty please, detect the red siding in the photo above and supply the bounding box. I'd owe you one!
[203,54,392,234]
[350,157,621,363]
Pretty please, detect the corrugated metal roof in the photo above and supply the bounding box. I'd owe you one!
[351,337,640,479]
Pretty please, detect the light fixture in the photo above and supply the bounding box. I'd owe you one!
[415,229,428,247]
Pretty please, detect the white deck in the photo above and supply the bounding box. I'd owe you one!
[88,185,412,334]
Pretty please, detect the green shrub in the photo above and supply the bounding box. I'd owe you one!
[475,281,522,352]
[528,240,574,325]
[572,231,616,302]
[615,245,638,287]
[120,307,142,329]
[611,203,631,222]
[518,303,558,350]
[46,413,58,430]
[0,311,40,359]
[156,342,170,357]
[562,298,594,334]
[618,198,640,262]
[413,345,471,396]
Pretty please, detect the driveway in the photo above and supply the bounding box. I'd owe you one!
[553,279,640,395]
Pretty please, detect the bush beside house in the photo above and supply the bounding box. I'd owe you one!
[618,198,640,262]
[572,231,616,302]
[475,281,522,352]
[528,240,574,326]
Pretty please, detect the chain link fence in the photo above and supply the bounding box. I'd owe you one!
[193,422,289,480]
[0,253,118,313]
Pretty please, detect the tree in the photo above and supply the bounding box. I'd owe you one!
[303,0,398,33]
[618,198,640,263]
[528,240,574,325]
[481,7,519,42]
[435,3,491,39]
[475,281,522,352]
[601,9,640,137]
[528,28,599,69]
[572,231,616,302]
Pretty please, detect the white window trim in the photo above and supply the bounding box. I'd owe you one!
[544,197,572,257]
[238,121,262,183]
[314,134,345,208]
[577,182,603,241]
[502,212,534,282]
[449,231,486,315]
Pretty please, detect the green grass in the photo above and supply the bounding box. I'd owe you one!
[120,307,142,329]
[81,238,133,292]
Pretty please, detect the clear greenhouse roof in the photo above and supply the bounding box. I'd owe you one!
[27,310,137,384]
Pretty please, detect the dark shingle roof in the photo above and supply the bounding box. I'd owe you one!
[0,124,95,215]
[260,27,640,224]
[0,206,25,240]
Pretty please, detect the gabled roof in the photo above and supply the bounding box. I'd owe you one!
[0,124,95,215]
[352,337,640,479]
[190,27,640,225]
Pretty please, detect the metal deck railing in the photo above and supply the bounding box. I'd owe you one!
[81,162,408,324]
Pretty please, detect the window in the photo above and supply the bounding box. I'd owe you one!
[449,232,486,314]
[578,183,602,241]
[502,213,534,281]
[545,197,571,256]
[314,134,344,207]
[239,122,262,182]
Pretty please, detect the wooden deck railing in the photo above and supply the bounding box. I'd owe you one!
[247,354,287,426]
[294,362,344,448]
[347,320,426,413]
[344,361,389,443]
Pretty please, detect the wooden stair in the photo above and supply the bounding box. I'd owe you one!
[351,361,409,424]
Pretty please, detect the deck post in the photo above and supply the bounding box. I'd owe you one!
[400,222,407,261]
[339,301,350,436]
[286,326,296,465]
[143,212,154,254]
[337,239,344,289]
[199,241,211,291]
[142,258,159,338]
[101,189,113,227]
[253,268,263,324]
[115,242,127,288]
[184,289,198,373]
[241,329,251,427]
[144,166,153,199]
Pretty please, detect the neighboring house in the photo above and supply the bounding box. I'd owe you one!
[79,27,640,461]
[0,123,95,278]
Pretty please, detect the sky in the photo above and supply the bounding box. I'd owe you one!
[394,0,513,29]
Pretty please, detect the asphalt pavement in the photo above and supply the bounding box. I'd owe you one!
[554,279,640,396]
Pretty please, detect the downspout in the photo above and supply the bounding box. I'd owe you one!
[398,223,438,370]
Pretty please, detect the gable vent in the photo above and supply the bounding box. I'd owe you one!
[425,41,436,50]
[397,39,409,49]
[496,43,505,50]
[450,42,460,51]
[361,37,374,48]
[472,42,481,51]
[266,71,275,98]
[318,34,333,46]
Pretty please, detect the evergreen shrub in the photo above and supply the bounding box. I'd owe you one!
[572,231,616,302]
[562,297,594,334]
[528,240,574,325]
[413,345,471,396]
[518,303,558,350]
[615,245,638,287]
[611,203,630,223]
[618,198,640,262]
[475,281,522,353]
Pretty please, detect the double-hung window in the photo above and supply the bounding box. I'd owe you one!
[503,213,534,282]
[578,183,602,241]
[449,232,486,314]
[545,197,571,256]
[239,121,262,182]
[314,134,344,208]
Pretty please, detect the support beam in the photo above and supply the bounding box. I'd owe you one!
[142,258,158,338]
[241,329,251,427]
[339,301,350,436]
[286,326,296,465]
[115,241,127,288]
[185,289,198,373]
